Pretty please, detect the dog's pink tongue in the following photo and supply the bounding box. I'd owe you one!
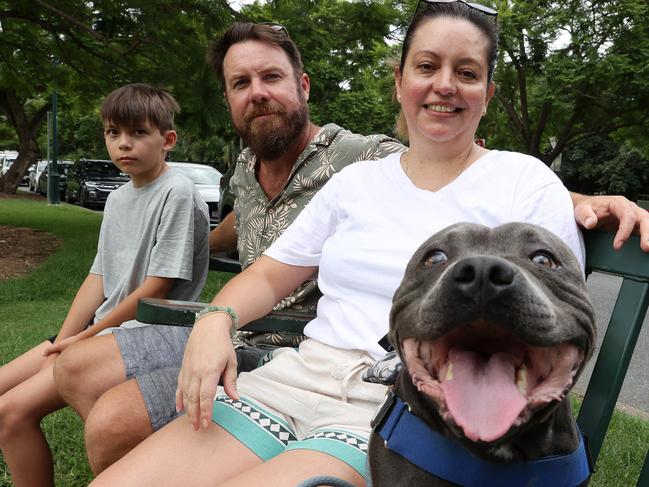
[441,349,526,443]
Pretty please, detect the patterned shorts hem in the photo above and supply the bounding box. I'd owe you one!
[285,429,369,476]
[212,395,297,461]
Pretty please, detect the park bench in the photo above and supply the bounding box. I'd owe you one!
[136,229,649,485]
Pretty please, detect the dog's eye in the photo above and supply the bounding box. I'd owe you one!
[423,250,448,267]
[530,251,559,269]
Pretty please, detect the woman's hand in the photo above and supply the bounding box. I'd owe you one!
[175,315,239,431]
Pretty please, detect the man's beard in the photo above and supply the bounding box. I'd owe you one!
[236,98,309,161]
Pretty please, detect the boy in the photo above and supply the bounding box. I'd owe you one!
[0,83,209,487]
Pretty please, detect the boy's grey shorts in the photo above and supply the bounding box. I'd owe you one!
[113,325,268,432]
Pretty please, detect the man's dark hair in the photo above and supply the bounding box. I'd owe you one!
[100,83,180,133]
[207,22,304,89]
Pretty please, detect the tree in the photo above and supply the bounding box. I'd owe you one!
[561,135,649,200]
[485,0,649,165]
[0,0,239,194]
[243,0,404,137]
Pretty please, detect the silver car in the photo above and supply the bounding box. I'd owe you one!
[167,162,222,229]
[29,160,49,192]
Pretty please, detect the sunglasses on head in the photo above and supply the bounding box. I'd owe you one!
[257,22,290,37]
[415,0,497,17]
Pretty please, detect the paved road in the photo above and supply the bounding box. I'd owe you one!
[576,272,649,414]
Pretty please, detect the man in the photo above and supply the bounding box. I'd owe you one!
[53,22,403,475]
[54,21,649,476]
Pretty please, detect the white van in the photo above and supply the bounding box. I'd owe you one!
[0,150,19,176]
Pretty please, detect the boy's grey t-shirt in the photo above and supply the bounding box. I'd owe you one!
[90,168,209,326]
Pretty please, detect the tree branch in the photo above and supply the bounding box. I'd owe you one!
[33,0,106,43]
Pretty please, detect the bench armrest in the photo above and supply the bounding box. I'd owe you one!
[209,255,242,274]
[136,297,311,335]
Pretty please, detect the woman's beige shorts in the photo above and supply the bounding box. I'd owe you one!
[212,339,387,475]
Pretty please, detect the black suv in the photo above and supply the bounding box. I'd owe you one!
[66,159,130,208]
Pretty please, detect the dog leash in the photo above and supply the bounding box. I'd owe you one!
[372,390,593,487]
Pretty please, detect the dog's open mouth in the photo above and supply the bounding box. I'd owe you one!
[402,321,584,444]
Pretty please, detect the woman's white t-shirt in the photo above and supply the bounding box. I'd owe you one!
[264,151,584,359]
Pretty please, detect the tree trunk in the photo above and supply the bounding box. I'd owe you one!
[0,89,48,194]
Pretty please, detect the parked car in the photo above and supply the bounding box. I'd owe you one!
[66,159,130,208]
[36,161,74,198]
[0,151,18,176]
[217,165,235,223]
[167,162,222,229]
[22,164,35,186]
[29,160,49,192]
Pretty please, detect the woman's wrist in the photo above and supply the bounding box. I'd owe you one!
[195,305,239,337]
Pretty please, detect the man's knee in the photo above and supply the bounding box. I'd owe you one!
[85,380,152,474]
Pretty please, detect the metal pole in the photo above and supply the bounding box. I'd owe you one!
[47,111,51,163]
[47,90,60,205]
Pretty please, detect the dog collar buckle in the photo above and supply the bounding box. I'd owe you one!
[371,389,398,431]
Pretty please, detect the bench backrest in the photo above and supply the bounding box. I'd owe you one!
[577,230,649,483]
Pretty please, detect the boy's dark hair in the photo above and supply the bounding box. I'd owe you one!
[207,22,304,89]
[100,83,180,133]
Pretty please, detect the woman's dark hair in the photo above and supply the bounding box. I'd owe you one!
[208,22,304,89]
[394,2,499,141]
[401,2,499,83]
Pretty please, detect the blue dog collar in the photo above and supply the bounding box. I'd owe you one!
[373,391,593,487]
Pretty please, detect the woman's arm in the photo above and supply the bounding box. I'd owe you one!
[176,255,317,431]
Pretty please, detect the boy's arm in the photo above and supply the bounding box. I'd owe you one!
[44,275,174,355]
[209,212,237,254]
[40,273,105,368]
[55,273,106,341]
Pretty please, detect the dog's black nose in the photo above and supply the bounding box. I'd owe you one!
[452,256,515,302]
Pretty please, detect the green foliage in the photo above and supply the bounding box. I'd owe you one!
[1,0,648,192]
[243,0,403,136]
[561,135,649,200]
[0,0,239,191]
[488,0,649,164]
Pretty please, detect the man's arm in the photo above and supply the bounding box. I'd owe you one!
[209,212,237,254]
[570,192,649,251]
[44,275,174,355]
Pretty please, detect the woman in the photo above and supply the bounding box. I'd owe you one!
[91,3,586,486]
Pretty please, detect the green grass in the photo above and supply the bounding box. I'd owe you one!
[0,198,229,486]
[0,198,648,485]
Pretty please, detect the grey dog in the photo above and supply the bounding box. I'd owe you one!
[368,222,596,487]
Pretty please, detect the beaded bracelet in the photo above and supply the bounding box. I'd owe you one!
[195,305,239,337]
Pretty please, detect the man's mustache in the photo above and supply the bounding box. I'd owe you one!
[245,104,285,122]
